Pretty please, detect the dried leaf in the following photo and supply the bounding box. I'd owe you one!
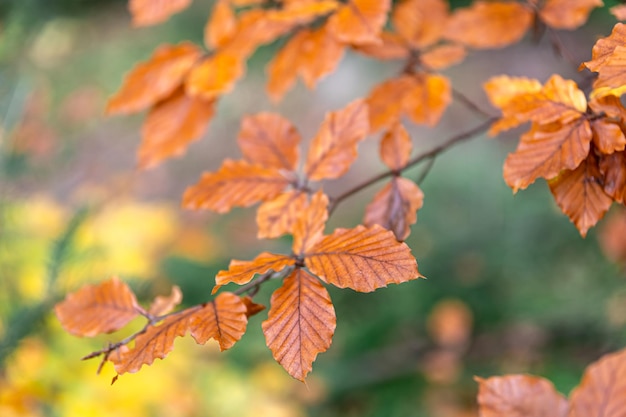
[106,43,201,115]
[266,31,309,102]
[363,177,424,241]
[214,252,295,291]
[539,0,603,30]
[237,113,301,171]
[327,0,390,45]
[548,153,612,237]
[129,0,192,27]
[591,119,626,155]
[475,375,568,417]
[55,277,140,337]
[298,24,345,90]
[148,285,183,317]
[257,190,309,239]
[582,23,626,73]
[366,75,416,132]
[138,90,215,169]
[380,123,412,170]
[304,99,369,181]
[503,119,592,192]
[262,269,336,381]
[182,159,290,212]
[403,73,452,127]
[189,292,248,350]
[241,296,266,317]
[420,43,466,71]
[569,348,626,417]
[204,0,237,49]
[185,53,245,100]
[590,45,626,98]
[292,191,329,254]
[444,1,533,49]
[392,0,448,49]
[305,224,422,292]
[599,151,626,204]
[589,95,626,122]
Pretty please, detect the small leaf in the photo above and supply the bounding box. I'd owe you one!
[257,190,309,239]
[420,44,466,71]
[106,43,201,115]
[148,285,183,317]
[403,73,452,127]
[183,159,290,212]
[138,90,215,169]
[539,0,603,30]
[262,269,336,381]
[304,99,369,181]
[55,276,140,337]
[204,0,237,49]
[298,24,345,90]
[380,123,412,170]
[599,151,626,204]
[241,296,266,317]
[185,53,245,101]
[392,0,449,49]
[475,375,568,417]
[129,0,192,27]
[214,252,295,292]
[591,119,626,155]
[189,292,248,351]
[484,75,542,109]
[366,75,417,132]
[305,224,422,292]
[569,348,626,417]
[327,0,390,45]
[266,31,309,102]
[292,191,329,254]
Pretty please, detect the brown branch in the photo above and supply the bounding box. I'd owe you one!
[452,88,496,119]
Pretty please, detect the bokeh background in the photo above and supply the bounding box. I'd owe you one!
[2,1,626,416]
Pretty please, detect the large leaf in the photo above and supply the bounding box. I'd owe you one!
[292,191,329,254]
[327,0,390,45]
[262,269,336,381]
[539,0,603,30]
[214,252,295,291]
[129,0,192,27]
[305,224,422,292]
[189,292,248,351]
[256,190,308,239]
[475,375,568,417]
[106,43,201,114]
[55,276,140,337]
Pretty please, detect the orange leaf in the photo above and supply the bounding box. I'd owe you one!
[475,375,568,417]
[256,191,309,239]
[589,95,626,122]
[569,348,626,417]
[129,0,192,27]
[539,0,603,30]
[182,159,290,212]
[444,1,532,49]
[403,73,452,127]
[214,252,295,292]
[304,99,369,181]
[185,53,245,101]
[353,32,410,61]
[298,24,345,90]
[138,90,215,169]
[262,269,336,381]
[392,0,448,49]
[599,151,626,204]
[55,276,140,337]
[292,191,329,254]
[420,43,466,71]
[591,119,626,155]
[380,122,412,170]
[237,113,301,171]
[204,0,237,49]
[366,75,416,132]
[591,45,626,98]
[484,75,542,109]
[503,119,592,192]
[548,153,612,237]
[327,0,390,45]
[363,177,424,241]
[189,292,248,351]
[221,10,293,60]
[305,224,422,292]
[110,311,192,375]
[148,285,183,317]
[611,5,626,21]
[106,42,201,115]
[241,296,266,317]
[583,23,626,72]
[266,31,309,102]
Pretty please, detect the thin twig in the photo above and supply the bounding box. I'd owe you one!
[452,88,495,119]
[416,156,436,185]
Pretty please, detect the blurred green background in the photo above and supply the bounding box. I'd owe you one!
[2,1,626,416]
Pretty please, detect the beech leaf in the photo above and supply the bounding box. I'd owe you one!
[214,252,295,293]
[292,190,329,255]
[256,190,309,239]
[583,23,626,73]
[148,285,183,317]
[327,0,390,45]
[591,119,626,155]
[599,151,626,204]
[129,0,192,27]
[403,73,452,127]
[380,123,412,170]
[204,0,237,49]
[392,0,449,49]
[185,53,245,101]
[189,292,248,351]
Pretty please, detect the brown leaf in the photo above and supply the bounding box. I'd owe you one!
[589,95,626,122]
[129,0,192,27]
[189,292,248,351]
[298,24,345,90]
[582,23,626,73]
[262,269,336,381]
[327,0,390,45]
[475,375,568,417]
[503,119,592,192]
[241,296,266,317]
[392,0,448,49]
[569,348,626,417]
[138,90,215,169]
[305,224,422,292]
[591,45,626,98]
[591,119,626,155]
[182,159,290,212]
[380,123,412,170]
[106,43,201,115]
[55,277,140,337]
[363,177,424,241]
[185,52,245,101]
[110,311,192,375]
[257,190,309,239]
[403,73,452,127]
[444,1,533,49]
[204,0,237,49]
[539,0,603,30]
[292,191,329,254]
[148,285,183,317]
[420,44,466,71]
[599,151,626,204]
[237,113,301,171]
[304,99,369,181]
[214,252,295,291]
[548,153,612,237]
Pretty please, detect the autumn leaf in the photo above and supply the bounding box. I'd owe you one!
[403,73,452,127]
[182,159,291,212]
[148,285,183,317]
[539,0,603,30]
[256,190,308,239]
[484,75,542,109]
[548,153,613,237]
[582,23,626,73]
[327,0,390,45]
[590,45,626,98]
[367,76,417,132]
[269,0,339,25]
[241,296,266,317]
[185,53,245,101]
[55,276,141,337]
[262,269,336,381]
[129,0,192,27]
[353,32,410,61]
[444,1,533,49]
[204,0,237,49]
[305,224,422,292]
[380,123,412,170]
[189,292,248,351]
[298,24,345,90]
[106,43,201,115]
[292,191,329,254]
[214,252,295,292]
[364,177,424,241]
[420,44,466,71]
[304,99,369,181]
[266,31,309,102]
[392,0,448,49]
[138,90,215,169]
[590,119,626,155]
[475,375,568,417]
[569,347,626,417]
[599,151,626,204]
